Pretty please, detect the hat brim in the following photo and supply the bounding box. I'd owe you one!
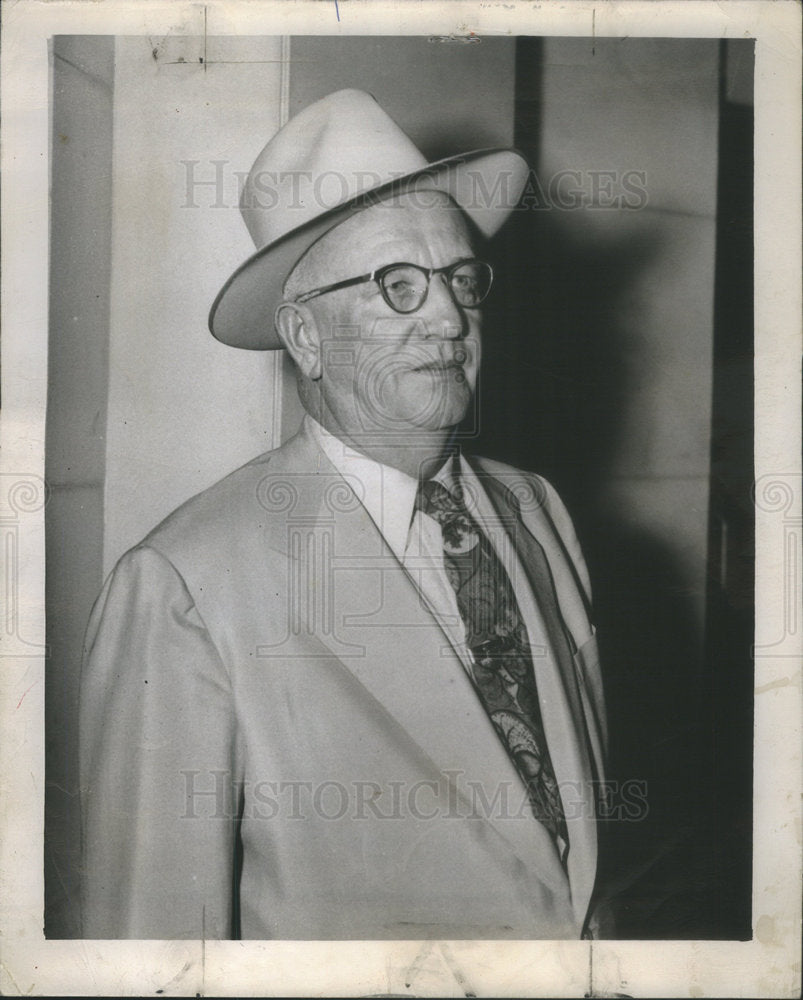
[208,147,529,350]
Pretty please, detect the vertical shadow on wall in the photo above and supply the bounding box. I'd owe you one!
[468,36,753,939]
[478,210,708,939]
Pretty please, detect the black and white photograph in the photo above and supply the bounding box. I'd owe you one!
[1,1,800,996]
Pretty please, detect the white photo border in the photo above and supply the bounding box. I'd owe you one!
[1,1,800,996]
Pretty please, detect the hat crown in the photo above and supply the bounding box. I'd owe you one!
[209,88,530,349]
[241,89,429,250]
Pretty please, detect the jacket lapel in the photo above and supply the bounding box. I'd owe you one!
[470,462,600,927]
[260,427,572,903]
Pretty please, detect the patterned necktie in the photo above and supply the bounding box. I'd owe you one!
[416,477,569,862]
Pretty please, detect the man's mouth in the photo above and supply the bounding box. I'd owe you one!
[411,351,470,373]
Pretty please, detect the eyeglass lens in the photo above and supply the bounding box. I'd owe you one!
[380,261,491,313]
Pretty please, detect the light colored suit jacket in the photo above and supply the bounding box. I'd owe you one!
[79,424,607,939]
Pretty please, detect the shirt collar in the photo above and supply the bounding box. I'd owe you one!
[303,414,427,562]
[303,415,492,553]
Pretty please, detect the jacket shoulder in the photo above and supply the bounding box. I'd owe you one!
[471,454,566,519]
[143,450,276,555]
[138,425,327,579]
[471,454,590,597]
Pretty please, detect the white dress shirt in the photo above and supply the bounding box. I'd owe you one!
[305,414,552,679]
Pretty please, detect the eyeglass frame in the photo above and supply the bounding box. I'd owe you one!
[292,258,494,315]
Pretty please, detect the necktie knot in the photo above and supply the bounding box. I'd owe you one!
[416,479,476,553]
[416,478,462,515]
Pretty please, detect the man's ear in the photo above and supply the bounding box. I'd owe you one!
[274,302,322,380]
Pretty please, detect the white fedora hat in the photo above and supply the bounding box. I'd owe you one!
[208,88,530,350]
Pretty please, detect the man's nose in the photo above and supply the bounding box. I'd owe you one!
[421,273,467,339]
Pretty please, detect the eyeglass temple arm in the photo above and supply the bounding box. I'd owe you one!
[293,272,376,304]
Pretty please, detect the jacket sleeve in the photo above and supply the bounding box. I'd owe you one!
[79,544,239,939]
[539,476,594,606]
[538,475,609,764]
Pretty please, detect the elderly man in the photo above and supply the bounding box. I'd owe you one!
[79,90,608,940]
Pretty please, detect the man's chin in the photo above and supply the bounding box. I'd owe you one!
[395,393,473,433]
[348,373,474,434]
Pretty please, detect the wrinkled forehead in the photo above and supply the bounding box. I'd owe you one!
[288,191,474,289]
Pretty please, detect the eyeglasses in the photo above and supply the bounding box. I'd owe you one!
[293,258,494,315]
